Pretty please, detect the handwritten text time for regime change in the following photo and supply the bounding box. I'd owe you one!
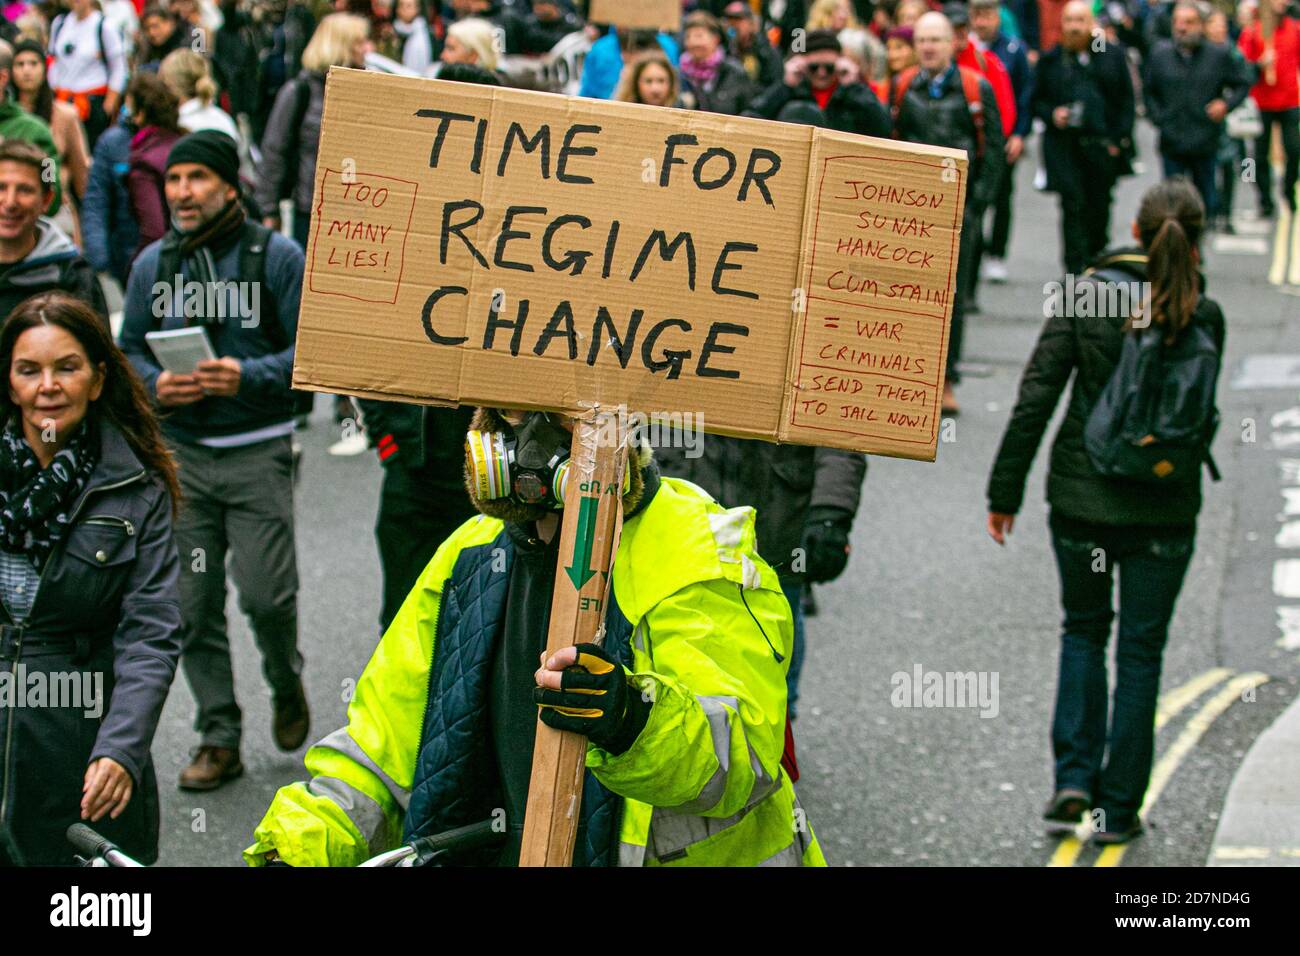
[793,154,964,448]
[299,72,967,456]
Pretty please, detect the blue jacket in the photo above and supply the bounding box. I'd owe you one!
[1006,0,1040,51]
[81,122,139,286]
[990,32,1035,139]
[578,30,681,100]
[119,225,304,445]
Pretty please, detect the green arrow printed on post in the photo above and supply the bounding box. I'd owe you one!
[565,496,599,591]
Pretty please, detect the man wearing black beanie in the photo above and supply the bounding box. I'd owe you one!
[119,128,312,792]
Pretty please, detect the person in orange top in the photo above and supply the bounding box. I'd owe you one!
[1238,0,1300,215]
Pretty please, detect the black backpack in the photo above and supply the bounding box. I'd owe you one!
[154,221,284,348]
[1083,289,1222,486]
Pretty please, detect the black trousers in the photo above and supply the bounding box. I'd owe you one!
[1255,107,1300,212]
[1059,165,1116,276]
[375,461,478,633]
[967,159,1018,309]
[982,158,1018,260]
[947,199,984,384]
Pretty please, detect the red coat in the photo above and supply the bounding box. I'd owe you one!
[1239,17,1300,112]
[1038,0,1068,53]
[959,41,1017,137]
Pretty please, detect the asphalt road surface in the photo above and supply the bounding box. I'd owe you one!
[152,123,1300,867]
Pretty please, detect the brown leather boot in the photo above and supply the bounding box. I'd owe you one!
[942,381,960,416]
[273,680,310,752]
[178,746,244,791]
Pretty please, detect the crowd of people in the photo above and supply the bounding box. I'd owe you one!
[0,0,1287,867]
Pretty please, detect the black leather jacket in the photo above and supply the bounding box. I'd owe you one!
[894,65,1005,208]
[987,249,1226,527]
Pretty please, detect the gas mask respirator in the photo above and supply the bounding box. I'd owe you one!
[465,412,576,511]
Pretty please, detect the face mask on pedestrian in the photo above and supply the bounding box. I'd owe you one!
[464,407,643,524]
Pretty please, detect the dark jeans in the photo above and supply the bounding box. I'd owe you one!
[1217,137,1246,219]
[1059,169,1115,276]
[1161,151,1217,224]
[1048,514,1195,831]
[83,94,110,151]
[375,462,478,633]
[986,158,1018,258]
[174,436,302,749]
[292,209,311,249]
[968,160,1018,308]
[1255,107,1300,212]
[780,579,807,717]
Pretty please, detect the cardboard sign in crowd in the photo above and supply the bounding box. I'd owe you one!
[292,69,969,460]
[587,0,681,31]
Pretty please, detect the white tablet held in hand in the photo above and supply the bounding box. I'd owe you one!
[145,327,216,375]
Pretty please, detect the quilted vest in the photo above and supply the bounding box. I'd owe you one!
[402,529,635,866]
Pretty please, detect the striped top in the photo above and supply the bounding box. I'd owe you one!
[0,548,40,623]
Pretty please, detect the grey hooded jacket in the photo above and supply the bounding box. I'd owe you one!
[0,218,109,325]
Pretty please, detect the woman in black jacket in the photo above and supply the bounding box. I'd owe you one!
[0,293,182,865]
[678,11,754,115]
[985,179,1225,846]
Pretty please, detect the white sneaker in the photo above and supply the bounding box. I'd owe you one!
[328,432,370,457]
[983,257,1009,283]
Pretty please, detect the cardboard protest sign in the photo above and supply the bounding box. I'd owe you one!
[293,68,968,460]
[587,0,681,31]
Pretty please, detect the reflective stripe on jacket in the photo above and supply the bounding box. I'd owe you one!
[245,475,825,866]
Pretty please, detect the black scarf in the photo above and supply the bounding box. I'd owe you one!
[172,198,246,261]
[163,199,247,334]
[0,414,100,571]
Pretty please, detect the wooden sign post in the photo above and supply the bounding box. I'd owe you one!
[519,409,627,866]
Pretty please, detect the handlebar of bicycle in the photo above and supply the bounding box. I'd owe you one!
[66,823,144,867]
[359,819,507,867]
[67,818,506,868]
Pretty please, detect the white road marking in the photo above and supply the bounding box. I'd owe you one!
[1276,607,1300,650]
[1274,559,1300,597]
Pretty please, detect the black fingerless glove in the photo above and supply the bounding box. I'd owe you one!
[535,643,652,755]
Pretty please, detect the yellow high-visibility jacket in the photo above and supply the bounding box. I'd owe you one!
[245,476,824,867]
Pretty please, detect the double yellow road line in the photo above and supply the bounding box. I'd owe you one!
[1047,668,1269,868]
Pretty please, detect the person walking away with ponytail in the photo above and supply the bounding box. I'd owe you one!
[125,72,184,260]
[159,49,243,147]
[985,178,1226,845]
